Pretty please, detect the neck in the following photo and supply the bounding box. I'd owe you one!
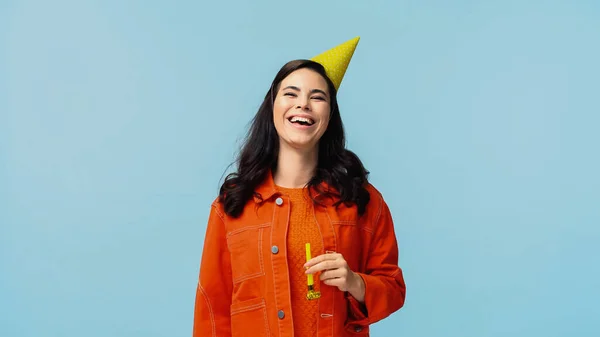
[273,143,318,188]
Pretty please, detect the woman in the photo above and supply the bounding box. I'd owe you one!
[193,37,406,337]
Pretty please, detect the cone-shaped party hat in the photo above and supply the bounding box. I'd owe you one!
[310,36,360,91]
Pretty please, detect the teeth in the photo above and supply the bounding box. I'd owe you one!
[289,116,314,125]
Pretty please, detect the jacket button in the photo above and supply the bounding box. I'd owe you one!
[278,310,285,319]
[275,197,283,206]
[355,326,363,332]
[271,245,279,254]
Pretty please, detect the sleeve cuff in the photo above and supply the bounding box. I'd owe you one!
[345,273,369,325]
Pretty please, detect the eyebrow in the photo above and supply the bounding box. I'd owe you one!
[282,86,328,97]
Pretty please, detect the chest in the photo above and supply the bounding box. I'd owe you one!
[224,196,371,285]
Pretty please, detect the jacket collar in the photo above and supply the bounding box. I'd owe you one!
[252,169,339,204]
[253,170,279,203]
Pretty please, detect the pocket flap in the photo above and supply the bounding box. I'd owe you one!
[230,297,266,316]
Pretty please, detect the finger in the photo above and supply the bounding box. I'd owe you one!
[304,253,339,268]
[319,269,346,281]
[322,278,344,288]
[306,255,348,274]
[305,260,341,274]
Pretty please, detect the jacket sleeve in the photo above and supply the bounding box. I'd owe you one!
[346,196,406,329]
[193,202,233,337]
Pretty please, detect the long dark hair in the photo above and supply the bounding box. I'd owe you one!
[219,59,370,218]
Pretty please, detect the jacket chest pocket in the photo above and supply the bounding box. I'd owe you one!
[226,224,270,284]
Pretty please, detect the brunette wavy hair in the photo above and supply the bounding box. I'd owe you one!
[219,59,370,218]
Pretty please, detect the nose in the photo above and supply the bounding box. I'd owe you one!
[296,96,310,111]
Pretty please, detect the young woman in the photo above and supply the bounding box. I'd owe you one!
[193,37,406,337]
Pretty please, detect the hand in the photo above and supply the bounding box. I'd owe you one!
[304,252,365,302]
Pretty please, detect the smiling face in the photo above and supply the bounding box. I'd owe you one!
[273,67,331,152]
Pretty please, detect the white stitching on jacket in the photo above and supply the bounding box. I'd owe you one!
[198,284,216,337]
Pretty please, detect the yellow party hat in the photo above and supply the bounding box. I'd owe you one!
[310,36,360,91]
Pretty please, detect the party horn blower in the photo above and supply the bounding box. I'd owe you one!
[305,243,321,300]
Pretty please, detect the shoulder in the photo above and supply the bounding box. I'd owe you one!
[365,183,383,200]
[365,182,384,207]
[209,196,226,221]
[363,182,387,221]
[209,193,268,223]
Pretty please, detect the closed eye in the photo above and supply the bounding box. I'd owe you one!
[312,96,326,101]
[283,92,297,97]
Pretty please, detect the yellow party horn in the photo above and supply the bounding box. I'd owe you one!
[305,243,321,300]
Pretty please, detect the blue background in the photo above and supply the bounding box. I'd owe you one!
[1,0,599,336]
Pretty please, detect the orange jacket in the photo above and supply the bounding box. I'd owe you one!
[193,173,406,336]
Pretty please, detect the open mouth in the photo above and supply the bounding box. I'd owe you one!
[287,116,315,126]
